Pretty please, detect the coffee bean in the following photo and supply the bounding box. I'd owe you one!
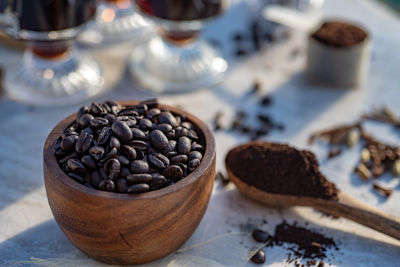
[104,158,121,180]
[126,173,152,183]
[187,129,199,140]
[61,134,78,152]
[130,160,150,174]
[110,136,121,149]
[90,102,106,116]
[117,155,130,166]
[149,175,167,189]
[81,155,97,169]
[105,114,116,124]
[154,123,173,133]
[251,249,265,264]
[78,113,94,128]
[170,155,188,164]
[178,136,192,155]
[151,130,169,150]
[191,142,204,152]
[125,117,137,127]
[121,145,137,161]
[68,172,85,183]
[148,153,170,169]
[90,117,109,129]
[189,151,203,161]
[119,108,139,116]
[89,146,105,160]
[175,126,188,138]
[97,127,111,145]
[188,159,200,173]
[116,179,128,192]
[166,151,178,158]
[112,120,133,142]
[181,122,194,130]
[120,167,131,178]
[100,147,118,163]
[131,128,146,140]
[77,106,89,118]
[99,180,115,192]
[127,183,150,193]
[139,118,152,130]
[146,108,161,119]
[252,229,269,243]
[158,112,177,126]
[163,165,183,181]
[163,140,177,154]
[67,159,87,174]
[130,140,147,150]
[75,131,93,153]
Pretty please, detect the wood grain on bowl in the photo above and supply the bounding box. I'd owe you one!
[43,101,216,265]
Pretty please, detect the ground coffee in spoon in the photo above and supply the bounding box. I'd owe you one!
[226,142,338,200]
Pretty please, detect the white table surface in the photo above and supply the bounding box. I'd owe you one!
[1,0,400,266]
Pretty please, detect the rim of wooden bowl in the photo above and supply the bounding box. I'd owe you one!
[43,101,216,200]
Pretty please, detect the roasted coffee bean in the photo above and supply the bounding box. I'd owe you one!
[175,127,188,138]
[188,159,200,172]
[75,131,93,153]
[181,121,194,130]
[90,102,105,115]
[89,146,105,160]
[166,151,178,158]
[97,127,111,145]
[134,104,148,115]
[158,112,177,126]
[100,147,118,163]
[78,113,94,128]
[118,107,139,116]
[178,136,192,155]
[154,123,173,133]
[126,173,152,183]
[187,129,199,140]
[131,128,146,140]
[252,229,269,243]
[140,98,158,109]
[163,165,183,181]
[163,140,177,154]
[90,170,103,187]
[251,250,265,264]
[110,136,121,149]
[59,152,78,164]
[176,163,187,176]
[67,158,87,173]
[116,179,128,192]
[81,155,97,169]
[148,153,170,169]
[130,160,150,174]
[189,151,203,161]
[136,149,145,160]
[120,167,131,178]
[99,180,115,192]
[149,175,167,189]
[61,134,78,152]
[90,117,109,129]
[68,172,85,183]
[117,155,130,166]
[112,120,133,142]
[130,140,147,150]
[125,117,137,127]
[77,106,89,118]
[191,142,204,152]
[146,108,161,119]
[151,130,169,150]
[139,118,152,130]
[166,129,175,139]
[121,145,137,160]
[127,183,150,193]
[105,114,116,124]
[170,155,188,164]
[104,158,121,180]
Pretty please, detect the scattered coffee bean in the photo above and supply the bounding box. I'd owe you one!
[55,100,204,193]
[328,148,342,159]
[260,95,272,106]
[248,81,261,96]
[372,183,393,198]
[250,249,265,264]
[252,229,269,243]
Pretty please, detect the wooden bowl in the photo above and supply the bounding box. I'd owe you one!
[43,101,216,265]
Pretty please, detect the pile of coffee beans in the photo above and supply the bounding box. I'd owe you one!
[54,100,204,193]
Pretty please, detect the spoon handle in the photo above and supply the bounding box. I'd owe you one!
[314,192,400,240]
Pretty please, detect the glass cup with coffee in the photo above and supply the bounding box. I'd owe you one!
[0,0,105,106]
[129,0,229,94]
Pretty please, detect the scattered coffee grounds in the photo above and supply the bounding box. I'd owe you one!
[328,147,342,159]
[250,249,266,264]
[372,183,393,198]
[249,222,337,266]
[54,100,204,193]
[227,142,339,200]
[311,21,368,48]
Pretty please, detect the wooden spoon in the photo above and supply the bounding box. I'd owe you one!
[225,143,400,241]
